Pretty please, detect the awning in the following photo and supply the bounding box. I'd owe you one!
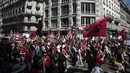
[107,28,117,36]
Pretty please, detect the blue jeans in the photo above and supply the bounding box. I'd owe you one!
[94,66,100,73]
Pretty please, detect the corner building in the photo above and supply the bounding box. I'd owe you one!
[0,0,43,32]
[42,0,124,35]
[43,0,97,31]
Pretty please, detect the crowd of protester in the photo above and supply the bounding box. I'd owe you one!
[0,31,130,73]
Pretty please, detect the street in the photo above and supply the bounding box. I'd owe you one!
[66,60,130,73]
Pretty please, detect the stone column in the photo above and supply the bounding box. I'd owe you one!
[57,0,61,29]
[76,0,81,28]
[69,0,73,27]
[95,0,103,20]
[48,0,52,28]
[42,1,45,30]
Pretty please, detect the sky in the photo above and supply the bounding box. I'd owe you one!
[124,0,130,8]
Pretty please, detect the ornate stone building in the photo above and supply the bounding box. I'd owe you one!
[0,0,130,35]
[43,0,96,31]
[120,0,130,33]
[0,0,43,32]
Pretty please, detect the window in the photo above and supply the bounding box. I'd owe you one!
[104,8,105,16]
[81,17,95,26]
[81,17,84,26]
[86,3,90,13]
[51,20,57,28]
[81,3,95,14]
[73,3,77,13]
[61,18,69,27]
[107,10,108,14]
[45,0,49,5]
[27,5,32,9]
[91,4,95,13]
[45,21,48,28]
[45,10,48,18]
[81,3,84,13]
[73,17,76,26]
[103,0,105,4]
[106,0,108,6]
[36,5,40,11]
[28,16,31,21]
[61,5,69,15]
[19,8,21,13]
[52,8,58,17]
[22,6,24,12]
[15,9,17,14]
[36,16,39,22]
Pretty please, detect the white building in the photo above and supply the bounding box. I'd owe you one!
[0,0,130,35]
[0,0,43,32]
[43,0,97,31]
[101,0,121,36]
[43,0,123,36]
[120,0,130,33]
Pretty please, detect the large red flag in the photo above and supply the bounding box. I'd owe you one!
[30,30,36,39]
[118,29,127,40]
[82,18,107,37]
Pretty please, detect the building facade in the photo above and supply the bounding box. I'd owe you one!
[43,0,97,31]
[120,0,130,34]
[0,0,43,32]
[42,0,122,33]
[0,0,130,35]
[0,0,2,33]
[102,0,121,36]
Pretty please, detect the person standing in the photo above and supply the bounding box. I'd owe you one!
[93,50,105,73]
[45,53,51,73]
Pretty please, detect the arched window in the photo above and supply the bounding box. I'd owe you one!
[22,6,24,12]
[28,16,31,21]
[27,5,32,9]
[36,16,39,22]
[19,7,21,13]
[36,3,40,11]
[27,2,32,9]
[15,9,17,15]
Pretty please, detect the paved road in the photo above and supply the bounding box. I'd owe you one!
[66,62,130,73]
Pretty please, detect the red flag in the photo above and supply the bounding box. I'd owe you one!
[47,29,51,36]
[56,30,60,37]
[8,33,10,36]
[50,32,55,37]
[66,30,73,40]
[118,29,127,40]
[30,30,36,39]
[82,18,107,37]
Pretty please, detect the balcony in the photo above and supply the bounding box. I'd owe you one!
[114,18,120,24]
[105,13,114,22]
